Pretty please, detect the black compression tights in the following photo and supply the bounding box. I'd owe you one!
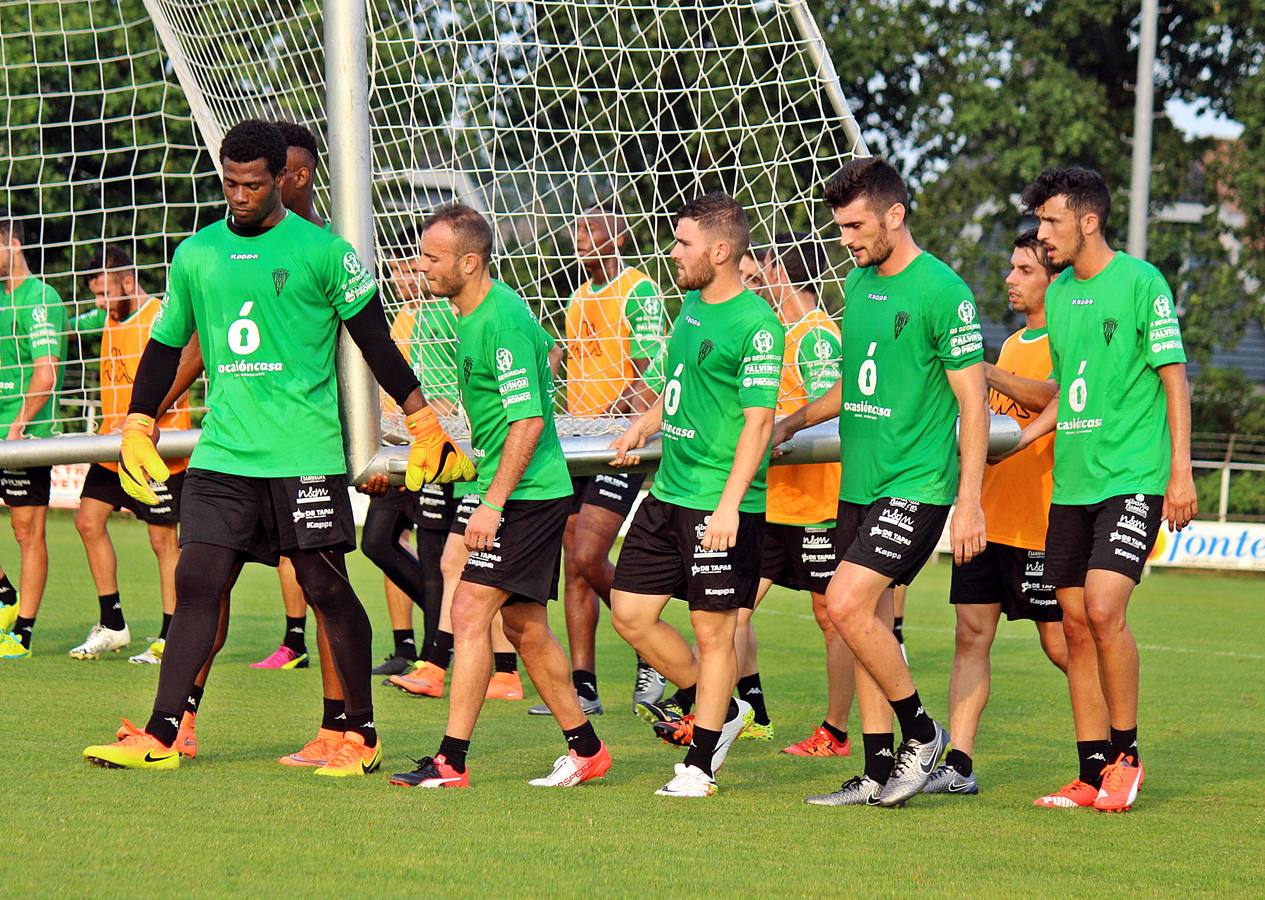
[361,505,444,649]
[287,548,374,717]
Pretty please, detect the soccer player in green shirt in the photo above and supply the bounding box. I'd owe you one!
[82,119,474,774]
[1016,167,1195,813]
[388,204,610,790]
[774,158,990,807]
[609,193,784,798]
[0,217,68,660]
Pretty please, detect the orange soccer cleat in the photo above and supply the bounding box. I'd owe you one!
[486,671,524,701]
[313,731,382,778]
[390,661,446,697]
[781,726,851,758]
[1093,754,1144,813]
[653,712,695,747]
[279,728,344,767]
[1033,778,1098,809]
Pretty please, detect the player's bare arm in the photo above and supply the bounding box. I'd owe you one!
[610,395,662,468]
[609,356,656,415]
[993,388,1058,464]
[1158,362,1197,531]
[702,405,774,552]
[770,377,841,450]
[548,341,564,379]
[983,361,1057,413]
[464,416,543,551]
[6,354,58,440]
[946,363,988,565]
[155,336,205,422]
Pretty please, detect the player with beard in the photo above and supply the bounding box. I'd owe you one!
[81,119,473,774]
[923,229,1069,796]
[775,158,988,807]
[1018,167,1195,812]
[609,193,783,798]
[68,245,201,663]
[389,204,608,789]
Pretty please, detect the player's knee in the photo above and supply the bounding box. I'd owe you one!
[1084,601,1125,639]
[440,548,465,583]
[10,517,37,545]
[572,543,609,584]
[75,509,104,539]
[610,600,645,642]
[148,525,176,555]
[449,590,486,638]
[954,616,994,654]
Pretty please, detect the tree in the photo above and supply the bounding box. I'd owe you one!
[818,0,1265,359]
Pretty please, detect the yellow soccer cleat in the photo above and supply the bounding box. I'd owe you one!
[404,408,476,490]
[84,727,180,770]
[0,598,17,633]
[118,413,170,506]
[0,630,30,660]
[313,731,381,778]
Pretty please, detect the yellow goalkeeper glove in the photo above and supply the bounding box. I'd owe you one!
[118,413,170,506]
[405,407,476,490]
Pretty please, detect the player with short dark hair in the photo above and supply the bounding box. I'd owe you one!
[609,192,783,798]
[533,204,667,717]
[776,157,988,807]
[0,216,68,660]
[81,118,474,773]
[68,244,202,663]
[923,229,1069,796]
[1019,166,1195,812]
[389,203,609,789]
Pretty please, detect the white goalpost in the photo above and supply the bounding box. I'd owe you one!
[0,0,1017,478]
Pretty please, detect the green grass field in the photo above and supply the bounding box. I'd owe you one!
[3,511,1263,896]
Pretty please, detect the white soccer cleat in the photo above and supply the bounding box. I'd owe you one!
[655,763,717,798]
[527,744,611,787]
[128,638,165,665]
[712,698,754,773]
[69,624,131,660]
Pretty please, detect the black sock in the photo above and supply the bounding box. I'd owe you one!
[393,629,417,660]
[425,630,454,669]
[822,720,848,744]
[863,732,896,784]
[160,612,173,640]
[283,616,307,654]
[185,685,204,717]
[670,683,697,714]
[0,574,15,604]
[13,616,34,649]
[572,669,599,701]
[562,720,601,758]
[683,725,721,777]
[946,748,973,777]
[1110,726,1139,764]
[726,697,740,720]
[439,734,470,772]
[98,592,126,631]
[893,616,904,644]
[737,673,768,725]
[494,652,517,674]
[146,708,181,746]
[1078,739,1112,788]
[322,697,346,732]
[345,709,377,746]
[890,690,936,743]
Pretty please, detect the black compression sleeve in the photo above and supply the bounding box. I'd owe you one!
[344,293,422,406]
[127,339,183,417]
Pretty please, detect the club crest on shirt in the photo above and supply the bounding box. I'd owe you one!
[1103,317,1118,346]
[272,268,289,295]
[462,356,473,383]
[698,338,714,365]
[894,310,910,340]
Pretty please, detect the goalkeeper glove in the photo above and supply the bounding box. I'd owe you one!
[405,407,476,490]
[118,413,170,506]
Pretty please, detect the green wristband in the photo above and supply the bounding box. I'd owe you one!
[482,500,504,513]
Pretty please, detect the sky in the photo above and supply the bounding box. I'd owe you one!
[1167,99,1245,140]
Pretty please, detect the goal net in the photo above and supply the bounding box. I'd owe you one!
[0,0,865,466]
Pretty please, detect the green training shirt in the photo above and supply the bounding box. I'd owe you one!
[650,288,783,513]
[1046,251,1186,504]
[456,280,572,501]
[151,212,377,477]
[838,252,983,505]
[0,276,68,438]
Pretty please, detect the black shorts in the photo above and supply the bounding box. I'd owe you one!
[760,522,839,594]
[178,469,356,566]
[80,462,183,526]
[1045,494,1163,587]
[837,497,950,587]
[460,496,570,605]
[448,491,482,536]
[570,472,645,517]
[416,482,461,532]
[949,542,1061,622]
[0,466,51,507]
[612,495,764,611]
